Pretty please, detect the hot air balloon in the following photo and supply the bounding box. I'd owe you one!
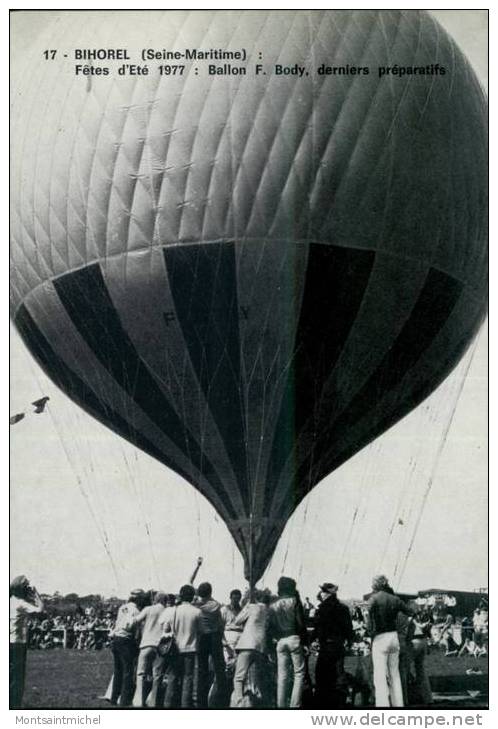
[10,10,487,587]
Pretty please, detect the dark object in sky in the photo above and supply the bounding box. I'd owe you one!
[32,397,50,414]
[10,413,25,426]
[10,11,487,584]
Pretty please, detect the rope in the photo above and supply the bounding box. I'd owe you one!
[395,333,481,589]
[19,346,122,593]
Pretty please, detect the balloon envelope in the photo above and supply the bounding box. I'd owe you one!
[10,11,487,582]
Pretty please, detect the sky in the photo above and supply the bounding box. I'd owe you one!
[10,10,488,602]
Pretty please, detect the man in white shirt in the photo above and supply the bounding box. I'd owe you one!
[221,589,243,655]
[231,591,271,708]
[10,575,44,708]
[131,591,169,707]
[109,589,144,706]
[220,589,243,704]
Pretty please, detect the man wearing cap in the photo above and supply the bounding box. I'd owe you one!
[109,589,145,706]
[131,591,169,707]
[10,575,44,708]
[312,583,353,708]
[366,575,412,707]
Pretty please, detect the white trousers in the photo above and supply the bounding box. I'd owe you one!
[276,635,305,708]
[372,631,404,707]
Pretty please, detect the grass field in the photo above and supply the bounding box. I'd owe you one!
[21,649,488,709]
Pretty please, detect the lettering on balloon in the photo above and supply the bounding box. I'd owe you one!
[163,306,249,327]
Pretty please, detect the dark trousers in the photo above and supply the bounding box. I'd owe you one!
[315,644,347,708]
[111,637,136,707]
[197,632,227,708]
[399,638,413,705]
[10,643,27,709]
[164,652,196,708]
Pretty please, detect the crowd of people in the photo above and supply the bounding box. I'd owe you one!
[10,572,488,710]
[429,608,488,659]
[26,612,115,650]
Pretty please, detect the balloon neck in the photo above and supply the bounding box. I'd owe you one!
[236,515,287,587]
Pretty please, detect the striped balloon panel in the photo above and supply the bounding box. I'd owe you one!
[13,240,486,580]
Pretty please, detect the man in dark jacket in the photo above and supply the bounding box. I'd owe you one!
[312,583,353,708]
[196,582,227,707]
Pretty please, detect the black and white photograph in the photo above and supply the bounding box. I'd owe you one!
[9,8,488,716]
